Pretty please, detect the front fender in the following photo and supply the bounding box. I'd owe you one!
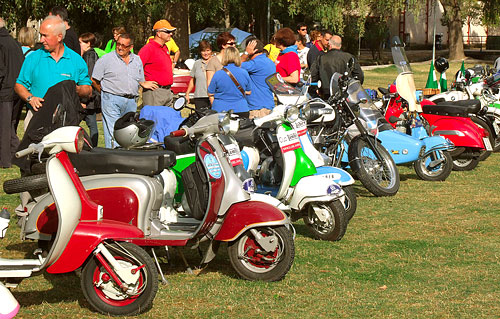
[214,201,288,242]
[46,220,144,274]
[315,166,354,186]
[421,135,454,155]
[288,175,343,210]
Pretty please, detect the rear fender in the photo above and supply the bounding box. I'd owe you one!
[288,175,344,210]
[214,201,288,242]
[46,220,144,274]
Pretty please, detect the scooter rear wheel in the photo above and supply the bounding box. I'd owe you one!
[81,242,158,316]
[452,158,479,171]
[228,226,294,282]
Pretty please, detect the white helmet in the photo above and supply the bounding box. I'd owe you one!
[113,112,155,148]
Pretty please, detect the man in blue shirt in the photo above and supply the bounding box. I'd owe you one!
[242,38,276,119]
[92,33,156,148]
[15,15,92,129]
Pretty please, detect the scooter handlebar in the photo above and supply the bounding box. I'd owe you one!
[170,129,187,137]
[15,145,36,158]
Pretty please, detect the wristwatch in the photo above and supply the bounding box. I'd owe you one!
[27,95,33,103]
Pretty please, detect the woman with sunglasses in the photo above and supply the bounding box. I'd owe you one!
[206,32,236,87]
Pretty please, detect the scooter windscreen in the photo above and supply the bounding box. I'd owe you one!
[265,73,307,105]
[391,36,421,112]
[344,78,393,132]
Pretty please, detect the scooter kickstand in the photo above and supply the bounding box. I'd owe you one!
[151,248,169,285]
[176,247,194,275]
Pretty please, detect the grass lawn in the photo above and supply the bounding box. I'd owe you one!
[1,60,499,318]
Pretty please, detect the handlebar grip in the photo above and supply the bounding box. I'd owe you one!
[15,147,34,158]
[170,129,186,137]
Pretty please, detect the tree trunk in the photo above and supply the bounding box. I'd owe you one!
[165,1,190,60]
[224,0,230,28]
[441,0,465,60]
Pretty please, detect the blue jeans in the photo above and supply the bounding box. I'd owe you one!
[84,111,98,147]
[101,91,137,148]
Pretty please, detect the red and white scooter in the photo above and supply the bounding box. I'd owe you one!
[0,127,158,317]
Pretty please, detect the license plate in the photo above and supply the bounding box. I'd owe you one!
[483,137,493,151]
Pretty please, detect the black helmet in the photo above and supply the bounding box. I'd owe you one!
[434,57,449,73]
[114,112,155,148]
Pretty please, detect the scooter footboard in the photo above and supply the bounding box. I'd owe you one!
[46,220,144,274]
[214,201,288,242]
[421,136,454,155]
[288,175,344,210]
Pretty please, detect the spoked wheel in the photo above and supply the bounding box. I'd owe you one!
[342,185,357,221]
[302,200,347,241]
[414,150,453,181]
[348,136,400,196]
[452,157,480,171]
[81,242,158,316]
[228,226,294,282]
[471,116,494,161]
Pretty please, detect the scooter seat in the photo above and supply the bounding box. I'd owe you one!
[69,147,176,177]
[163,135,195,155]
[422,99,481,117]
[232,124,257,147]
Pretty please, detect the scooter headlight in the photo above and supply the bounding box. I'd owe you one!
[242,178,256,193]
[285,106,300,123]
[301,103,311,120]
[326,184,342,196]
[218,113,231,134]
[75,128,85,153]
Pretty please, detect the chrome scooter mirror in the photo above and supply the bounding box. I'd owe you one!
[173,97,186,111]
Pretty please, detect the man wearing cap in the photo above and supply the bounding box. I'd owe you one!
[138,19,176,107]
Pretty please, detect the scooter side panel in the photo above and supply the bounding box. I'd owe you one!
[214,201,288,242]
[46,220,144,274]
[422,114,485,148]
[378,130,422,164]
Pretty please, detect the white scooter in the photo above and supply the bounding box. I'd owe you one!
[0,127,159,317]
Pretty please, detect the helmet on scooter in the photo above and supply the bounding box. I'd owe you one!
[114,112,155,148]
[434,57,449,73]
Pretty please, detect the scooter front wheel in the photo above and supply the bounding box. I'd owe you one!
[303,200,347,241]
[414,150,453,181]
[228,226,294,282]
[81,242,158,316]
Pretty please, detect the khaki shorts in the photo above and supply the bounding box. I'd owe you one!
[249,108,271,119]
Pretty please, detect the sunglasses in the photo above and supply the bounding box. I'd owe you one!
[159,30,174,35]
[300,28,307,31]
[116,42,131,49]
[226,41,236,46]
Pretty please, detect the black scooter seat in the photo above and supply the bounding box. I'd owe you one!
[163,136,195,155]
[69,147,176,177]
[422,99,481,117]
